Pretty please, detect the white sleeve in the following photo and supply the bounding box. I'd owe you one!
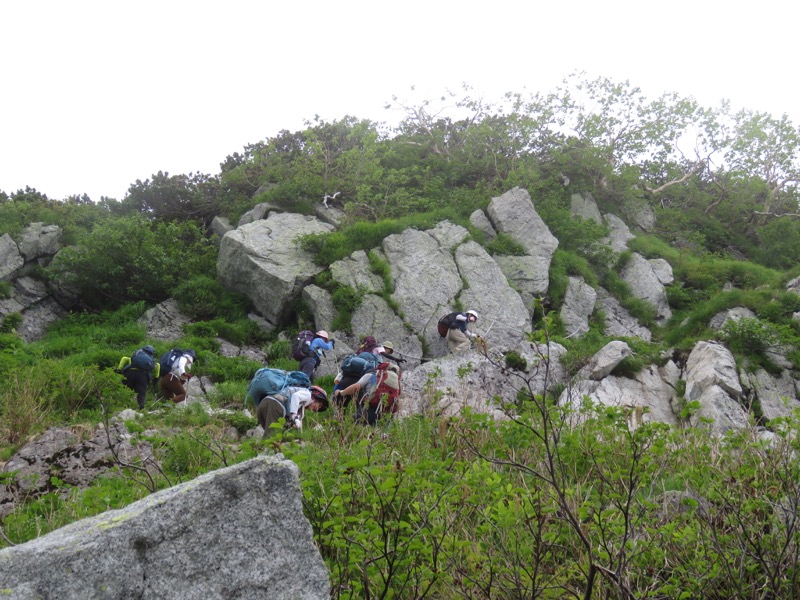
[287,388,312,415]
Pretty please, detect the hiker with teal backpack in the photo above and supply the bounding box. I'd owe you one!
[292,330,334,381]
[118,345,160,410]
[245,367,328,437]
[159,348,197,403]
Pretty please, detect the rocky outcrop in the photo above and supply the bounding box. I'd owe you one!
[0,455,330,600]
[486,187,559,299]
[684,341,749,431]
[0,420,154,519]
[621,252,672,324]
[217,213,334,326]
[560,276,597,337]
[595,287,652,341]
[571,192,603,223]
[399,341,569,418]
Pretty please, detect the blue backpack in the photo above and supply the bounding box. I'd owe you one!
[126,347,156,372]
[159,348,183,376]
[246,368,311,408]
[340,352,381,377]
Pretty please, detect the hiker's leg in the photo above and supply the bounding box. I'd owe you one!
[257,396,286,438]
[447,328,470,352]
[299,356,316,380]
[160,374,186,403]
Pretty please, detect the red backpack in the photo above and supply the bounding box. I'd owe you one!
[367,362,401,414]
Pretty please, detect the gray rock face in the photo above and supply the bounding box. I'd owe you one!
[570,192,603,223]
[685,341,748,431]
[217,214,334,325]
[400,342,568,418]
[455,240,531,350]
[302,284,337,333]
[486,187,559,269]
[0,233,24,280]
[560,276,596,338]
[579,340,632,381]
[708,306,756,330]
[210,215,233,241]
[469,209,496,240]
[0,421,154,519]
[15,297,67,342]
[595,287,652,341]
[384,227,462,352]
[350,294,424,369]
[18,222,62,260]
[787,275,800,295]
[602,213,635,253]
[621,252,672,324]
[138,298,191,341]
[649,258,674,286]
[740,369,800,422]
[0,455,330,600]
[330,249,385,294]
[494,255,551,314]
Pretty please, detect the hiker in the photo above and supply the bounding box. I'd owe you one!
[159,349,197,403]
[297,330,334,381]
[333,362,401,426]
[356,335,378,354]
[118,345,160,410]
[373,341,406,365]
[447,310,480,353]
[256,385,329,438]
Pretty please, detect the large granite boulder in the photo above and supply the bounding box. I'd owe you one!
[621,252,672,324]
[684,341,748,431]
[0,455,330,600]
[0,233,24,280]
[486,187,558,298]
[217,213,334,325]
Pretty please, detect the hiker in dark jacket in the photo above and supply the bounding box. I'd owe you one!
[299,330,334,381]
[447,310,479,353]
[118,345,160,410]
[160,349,196,403]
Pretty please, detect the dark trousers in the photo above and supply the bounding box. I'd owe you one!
[299,356,318,381]
[256,395,287,438]
[122,369,149,409]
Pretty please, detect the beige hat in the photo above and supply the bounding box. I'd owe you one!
[316,330,329,340]
[381,341,394,353]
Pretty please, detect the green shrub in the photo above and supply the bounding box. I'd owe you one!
[174,275,253,321]
[485,233,527,256]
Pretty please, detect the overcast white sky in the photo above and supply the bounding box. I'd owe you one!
[1,1,797,201]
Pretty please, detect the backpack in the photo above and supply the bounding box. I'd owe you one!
[340,351,381,377]
[245,368,311,408]
[366,362,401,413]
[159,348,183,376]
[126,348,156,372]
[437,312,460,337]
[356,335,378,354]
[291,330,316,361]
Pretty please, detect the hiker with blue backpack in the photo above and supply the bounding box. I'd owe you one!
[158,348,197,403]
[292,330,334,381]
[118,345,160,410]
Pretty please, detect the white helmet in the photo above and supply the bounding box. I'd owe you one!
[466,309,479,320]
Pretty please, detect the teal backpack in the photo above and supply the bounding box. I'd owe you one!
[245,368,311,408]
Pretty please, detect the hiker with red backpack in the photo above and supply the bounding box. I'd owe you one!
[333,360,402,426]
[292,330,334,382]
[118,345,160,410]
[159,348,197,403]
